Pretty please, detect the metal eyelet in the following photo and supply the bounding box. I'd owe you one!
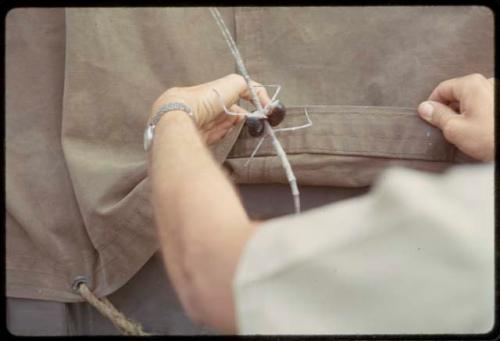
[72,276,89,292]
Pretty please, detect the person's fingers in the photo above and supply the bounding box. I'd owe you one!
[418,100,468,143]
[420,73,493,161]
[197,74,267,124]
[194,74,248,124]
[194,74,271,127]
[209,105,246,127]
[228,104,247,124]
[216,114,240,130]
[202,116,220,131]
[201,104,247,145]
[212,107,245,133]
[428,73,487,104]
[448,101,460,112]
[428,78,459,104]
[240,81,272,109]
[203,113,237,133]
[418,100,457,127]
[204,128,230,145]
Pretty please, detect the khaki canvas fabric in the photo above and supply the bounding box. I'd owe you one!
[228,106,470,187]
[226,6,491,185]
[6,7,493,303]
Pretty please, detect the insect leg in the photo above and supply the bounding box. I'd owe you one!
[250,84,282,109]
[244,135,267,167]
[273,108,313,132]
[267,84,282,103]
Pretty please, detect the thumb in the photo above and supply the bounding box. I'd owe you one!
[417,100,461,130]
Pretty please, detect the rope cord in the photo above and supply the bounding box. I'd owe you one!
[76,282,151,336]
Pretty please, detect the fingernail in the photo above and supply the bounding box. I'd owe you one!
[418,101,434,121]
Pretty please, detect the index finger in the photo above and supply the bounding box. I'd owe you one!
[428,73,487,104]
[241,81,272,109]
[204,74,271,112]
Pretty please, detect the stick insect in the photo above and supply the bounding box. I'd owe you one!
[209,8,312,214]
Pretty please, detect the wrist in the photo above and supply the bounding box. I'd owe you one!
[151,94,192,119]
[155,110,193,133]
[145,101,196,152]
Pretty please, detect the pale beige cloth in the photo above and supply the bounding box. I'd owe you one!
[234,164,494,334]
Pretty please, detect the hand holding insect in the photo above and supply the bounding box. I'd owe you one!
[213,84,312,164]
[151,74,271,146]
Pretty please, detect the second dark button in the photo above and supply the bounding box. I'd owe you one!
[267,101,286,127]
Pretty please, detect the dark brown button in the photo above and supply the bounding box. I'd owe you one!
[246,117,265,137]
[267,101,286,126]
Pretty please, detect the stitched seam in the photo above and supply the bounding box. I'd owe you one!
[230,147,449,160]
[232,141,449,158]
[238,132,442,142]
[282,111,417,117]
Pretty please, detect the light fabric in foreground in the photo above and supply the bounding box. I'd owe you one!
[234,164,494,334]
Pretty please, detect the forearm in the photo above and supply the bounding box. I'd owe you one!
[149,110,252,332]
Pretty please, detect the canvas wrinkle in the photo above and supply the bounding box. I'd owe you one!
[91,185,152,251]
[90,238,158,298]
[6,214,90,272]
[88,159,147,208]
[86,247,144,295]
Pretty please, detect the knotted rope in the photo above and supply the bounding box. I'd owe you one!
[75,282,151,336]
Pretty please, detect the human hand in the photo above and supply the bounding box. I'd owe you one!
[151,74,271,145]
[417,73,494,162]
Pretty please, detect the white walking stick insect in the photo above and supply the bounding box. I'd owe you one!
[210,8,312,214]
